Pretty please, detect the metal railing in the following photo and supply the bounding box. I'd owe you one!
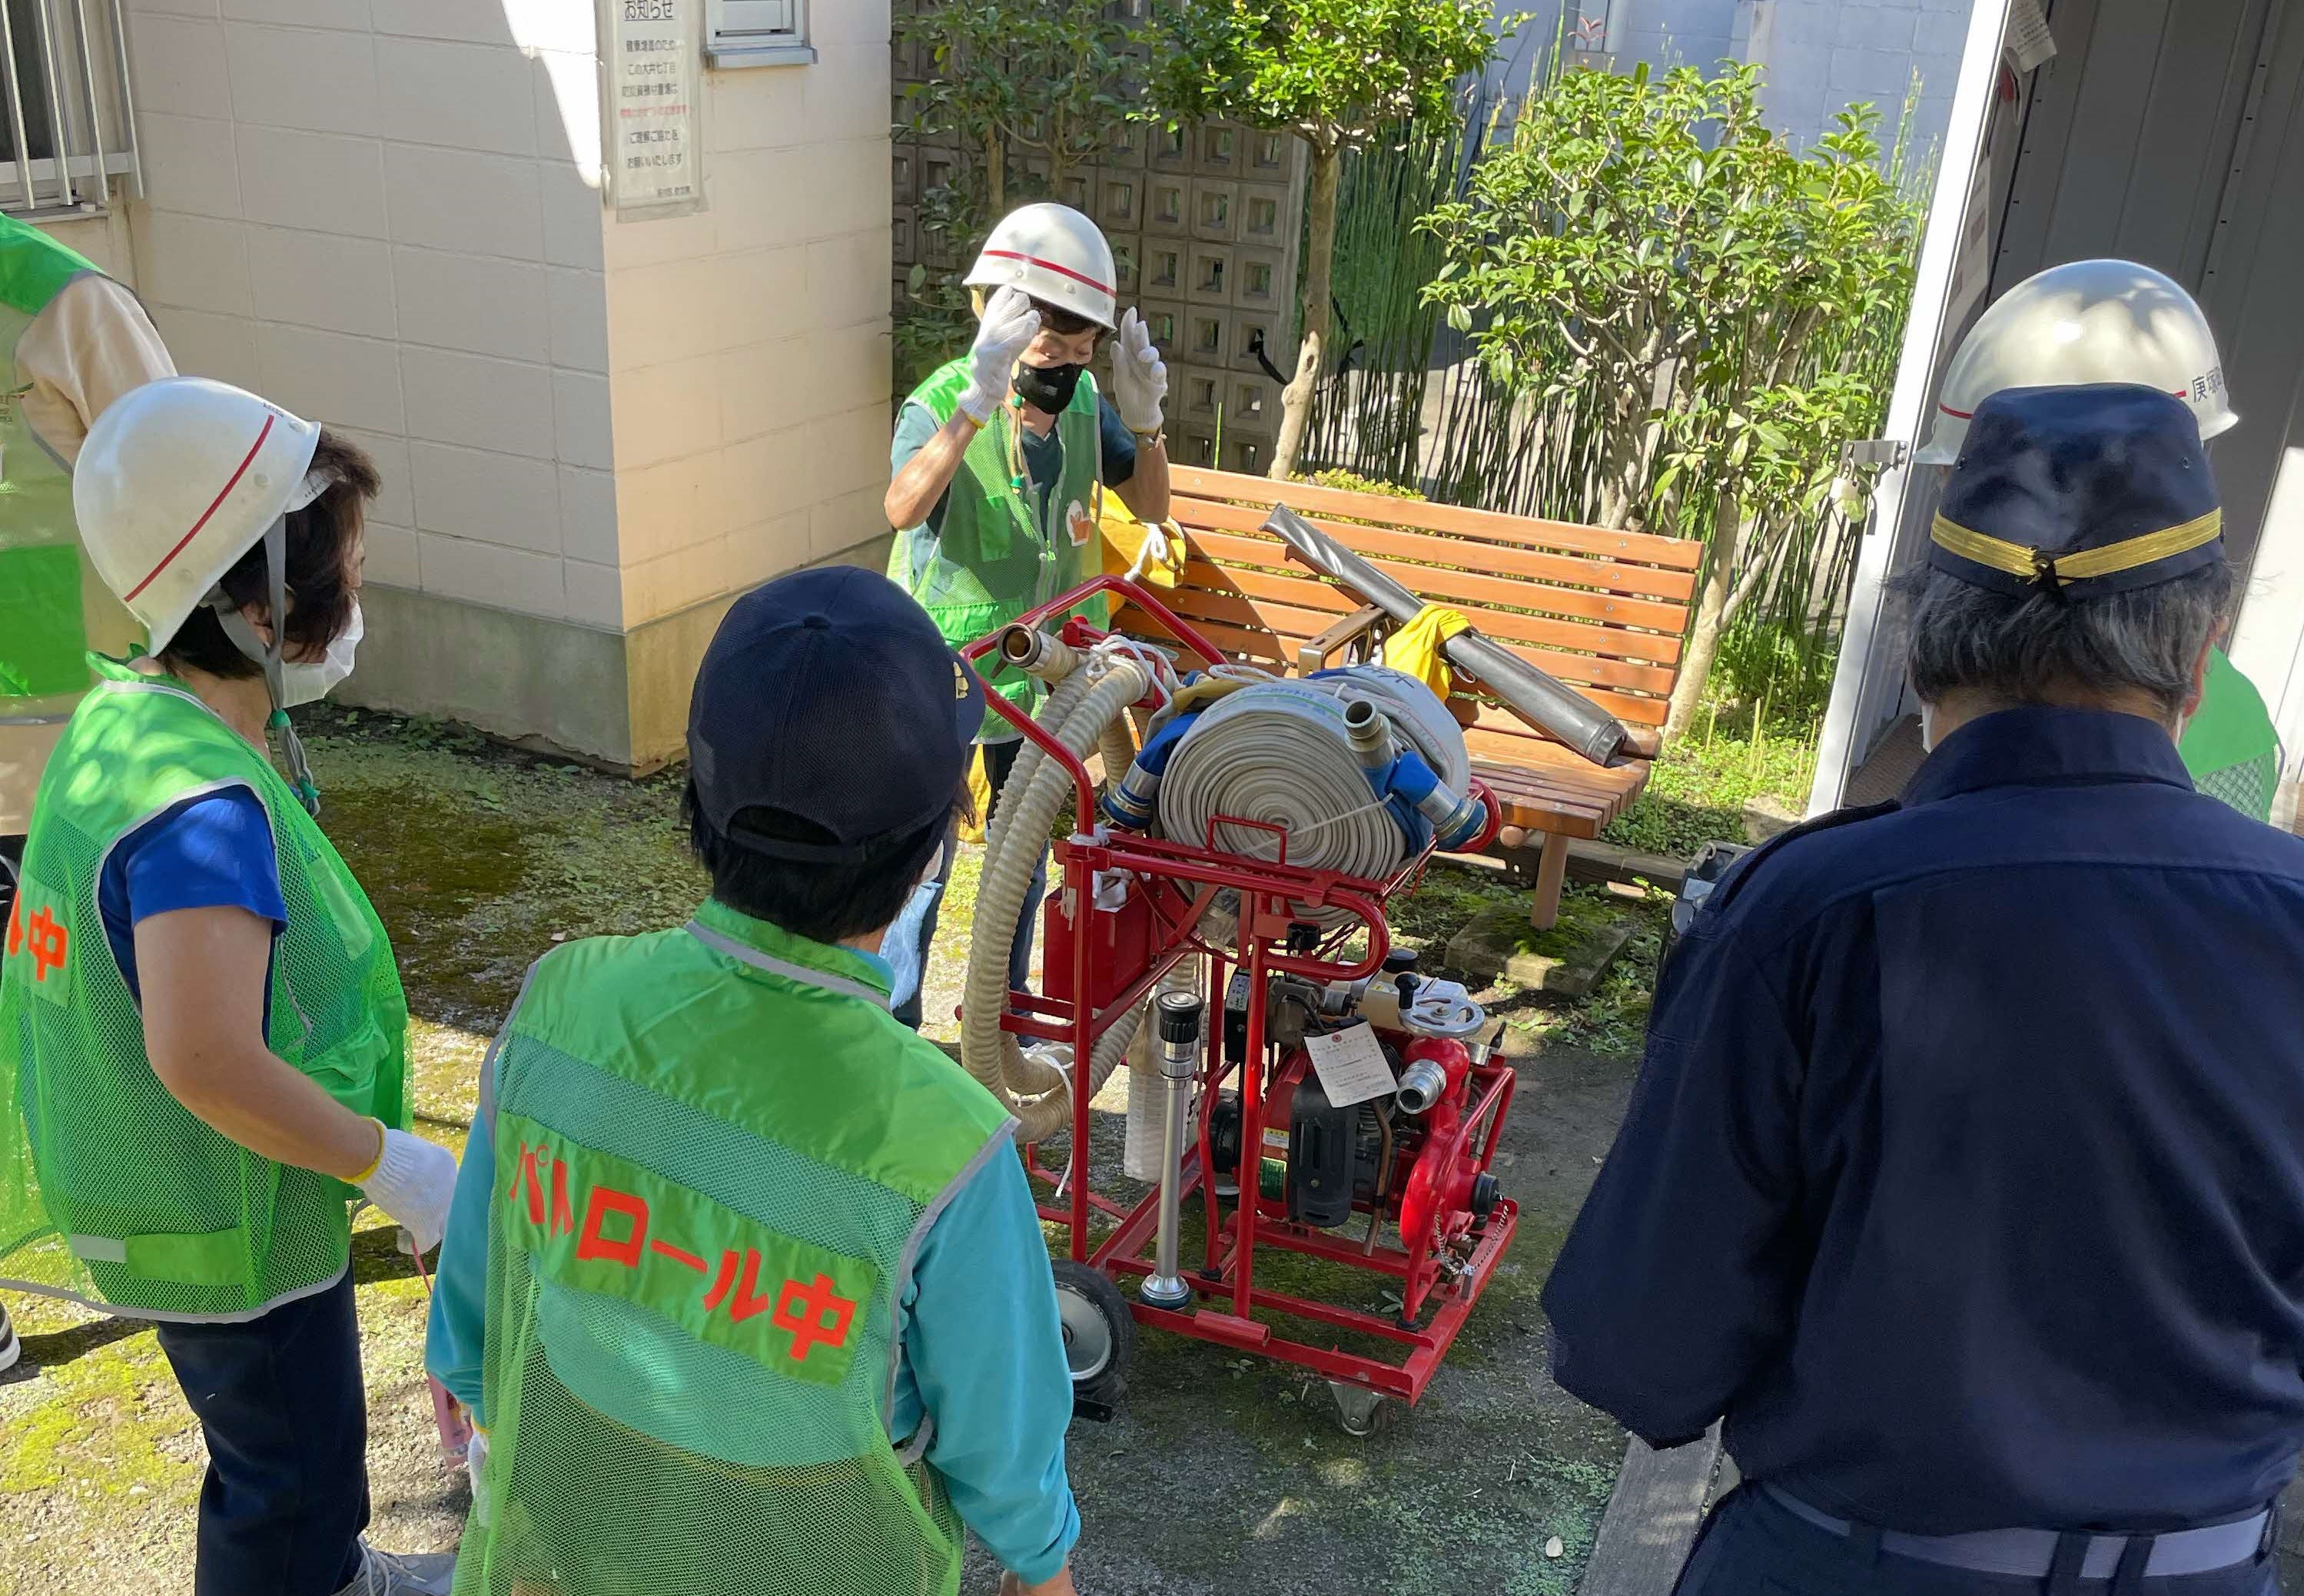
[0,0,138,217]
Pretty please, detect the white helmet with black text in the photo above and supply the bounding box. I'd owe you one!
[1918,259,2236,465]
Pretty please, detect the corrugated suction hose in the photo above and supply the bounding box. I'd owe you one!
[962,639,1155,1143]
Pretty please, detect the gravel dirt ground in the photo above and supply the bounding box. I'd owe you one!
[0,708,1649,1594]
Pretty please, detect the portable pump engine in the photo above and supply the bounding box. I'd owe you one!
[956,579,1522,1434]
[1205,952,1502,1316]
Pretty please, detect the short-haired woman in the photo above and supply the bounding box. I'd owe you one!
[0,377,460,1596]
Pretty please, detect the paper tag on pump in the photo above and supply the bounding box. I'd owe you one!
[1304,1023,1396,1107]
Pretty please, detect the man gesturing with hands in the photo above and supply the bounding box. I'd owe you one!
[883,202,1170,1030]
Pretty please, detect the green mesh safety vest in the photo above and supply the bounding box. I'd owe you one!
[2180,647,2281,821]
[888,357,1110,740]
[0,656,411,1320]
[0,215,102,726]
[456,899,1018,1596]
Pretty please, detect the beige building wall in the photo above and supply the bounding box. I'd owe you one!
[35,210,138,283]
[604,2,895,766]
[113,0,894,771]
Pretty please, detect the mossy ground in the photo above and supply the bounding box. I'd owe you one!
[0,708,1648,1594]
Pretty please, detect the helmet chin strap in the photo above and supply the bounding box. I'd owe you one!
[209,513,321,815]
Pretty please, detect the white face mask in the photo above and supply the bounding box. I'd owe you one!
[1920,701,1937,753]
[280,599,362,707]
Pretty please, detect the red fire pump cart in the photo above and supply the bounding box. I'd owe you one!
[961,576,1521,1435]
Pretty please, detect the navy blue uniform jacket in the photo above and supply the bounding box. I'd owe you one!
[1543,706,2304,1534]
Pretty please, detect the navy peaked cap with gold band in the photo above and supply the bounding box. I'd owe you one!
[1929,383,2223,599]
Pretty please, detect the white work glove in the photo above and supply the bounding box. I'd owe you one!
[958,285,1043,426]
[1109,307,1168,436]
[357,1124,458,1256]
[466,1428,493,1528]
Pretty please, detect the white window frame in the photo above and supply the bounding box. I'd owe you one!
[706,0,812,67]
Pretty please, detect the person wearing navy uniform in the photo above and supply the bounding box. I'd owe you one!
[1544,384,2304,1596]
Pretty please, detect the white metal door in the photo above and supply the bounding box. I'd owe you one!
[1808,0,2017,815]
[2213,0,2304,821]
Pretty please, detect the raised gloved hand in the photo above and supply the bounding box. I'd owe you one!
[958,285,1043,426]
[1109,307,1168,436]
[357,1123,459,1256]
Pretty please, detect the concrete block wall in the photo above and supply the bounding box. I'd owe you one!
[890,8,1305,477]
[1735,0,1966,155]
[1483,1,1969,158]
[118,0,896,769]
[1624,0,1741,68]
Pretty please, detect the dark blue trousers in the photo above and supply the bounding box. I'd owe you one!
[155,1269,370,1596]
[1675,1487,2277,1596]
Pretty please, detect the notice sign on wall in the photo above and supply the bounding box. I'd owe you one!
[607,0,700,217]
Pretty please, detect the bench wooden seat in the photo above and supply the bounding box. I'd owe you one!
[1113,466,1698,927]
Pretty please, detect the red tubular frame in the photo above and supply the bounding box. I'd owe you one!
[965,578,1519,1406]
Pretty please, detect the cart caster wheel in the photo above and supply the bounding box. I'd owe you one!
[1052,1259,1135,1423]
[1327,1380,1389,1438]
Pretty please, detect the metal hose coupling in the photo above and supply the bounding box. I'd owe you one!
[1102,713,1195,831]
[1396,1057,1449,1115]
[1385,748,1489,851]
[998,624,1084,684]
[1343,696,1396,770]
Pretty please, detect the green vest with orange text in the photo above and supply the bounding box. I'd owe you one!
[453,899,1018,1596]
[889,357,1109,740]
[0,655,411,1320]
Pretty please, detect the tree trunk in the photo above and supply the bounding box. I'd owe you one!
[985,129,1006,216]
[1270,138,1340,481]
[1271,330,1322,483]
[1665,485,1747,741]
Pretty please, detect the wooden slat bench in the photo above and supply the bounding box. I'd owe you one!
[1112,465,1700,928]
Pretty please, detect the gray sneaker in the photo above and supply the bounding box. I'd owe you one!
[332,1543,456,1596]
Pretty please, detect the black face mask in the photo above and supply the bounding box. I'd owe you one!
[1014,361,1084,416]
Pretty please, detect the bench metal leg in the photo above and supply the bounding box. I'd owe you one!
[1530,833,1569,930]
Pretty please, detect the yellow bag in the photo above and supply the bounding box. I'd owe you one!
[1099,489,1187,589]
[1382,607,1473,698]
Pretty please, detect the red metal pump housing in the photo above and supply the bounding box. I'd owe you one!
[962,577,1521,1428]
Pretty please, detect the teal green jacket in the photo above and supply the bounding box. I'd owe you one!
[425,905,1081,1583]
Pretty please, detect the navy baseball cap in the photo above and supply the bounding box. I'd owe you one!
[687,566,986,863]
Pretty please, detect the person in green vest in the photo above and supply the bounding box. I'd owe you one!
[424,566,1083,1596]
[0,211,175,1371]
[884,201,1171,1029]
[1918,258,2281,818]
[0,377,460,1596]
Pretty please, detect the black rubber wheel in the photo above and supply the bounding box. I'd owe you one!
[1050,1259,1136,1418]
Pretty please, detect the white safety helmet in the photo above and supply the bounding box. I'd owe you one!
[76,376,322,652]
[965,202,1118,330]
[75,376,330,807]
[1918,259,2237,465]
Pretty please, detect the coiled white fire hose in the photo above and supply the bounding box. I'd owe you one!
[961,638,1157,1143]
[1154,668,1476,927]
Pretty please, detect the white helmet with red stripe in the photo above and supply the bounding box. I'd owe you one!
[965,202,1117,330]
[75,376,322,652]
[1917,259,2236,465]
